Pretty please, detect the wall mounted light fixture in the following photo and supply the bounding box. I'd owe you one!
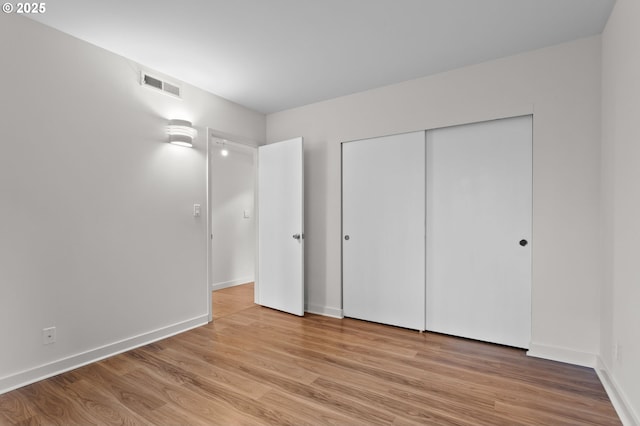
[167,119,197,147]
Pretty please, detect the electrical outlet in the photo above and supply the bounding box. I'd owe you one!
[42,327,56,345]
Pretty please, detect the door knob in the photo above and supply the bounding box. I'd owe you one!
[292,234,301,240]
[344,235,350,240]
[519,239,528,247]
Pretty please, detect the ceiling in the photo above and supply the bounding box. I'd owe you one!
[28,0,615,114]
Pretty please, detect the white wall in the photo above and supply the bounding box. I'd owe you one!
[267,37,603,360]
[601,0,640,421]
[210,146,255,289]
[0,14,264,393]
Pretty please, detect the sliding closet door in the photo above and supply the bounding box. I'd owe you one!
[343,132,425,330]
[426,116,532,348]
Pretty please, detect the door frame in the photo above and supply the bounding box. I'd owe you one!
[206,128,260,322]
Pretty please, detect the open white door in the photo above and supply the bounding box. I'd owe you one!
[257,137,304,316]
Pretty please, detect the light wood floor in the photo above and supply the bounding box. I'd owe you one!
[212,282,256,320]
[0,283,620,425]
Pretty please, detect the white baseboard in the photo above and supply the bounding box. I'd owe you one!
[0,315,208,396]
[305,303,343,319]
[596,357,640,426]
[526,343,597,367]
[527,344,639,425]
[211,277,254,292]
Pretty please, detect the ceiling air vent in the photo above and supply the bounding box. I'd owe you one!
[140,72,181,98]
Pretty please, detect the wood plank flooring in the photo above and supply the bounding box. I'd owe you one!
[212,283,256,320]
[0,283,621,425]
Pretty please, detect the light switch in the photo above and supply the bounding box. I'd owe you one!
[193,204,201,217]
[243,209,250,219]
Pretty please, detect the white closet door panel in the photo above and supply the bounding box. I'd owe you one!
[426,116,532,348]
[258,137,304,316]
[343,131,425,330]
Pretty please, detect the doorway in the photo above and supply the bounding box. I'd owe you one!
[208,134,258,320]
[206,131,305,321]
